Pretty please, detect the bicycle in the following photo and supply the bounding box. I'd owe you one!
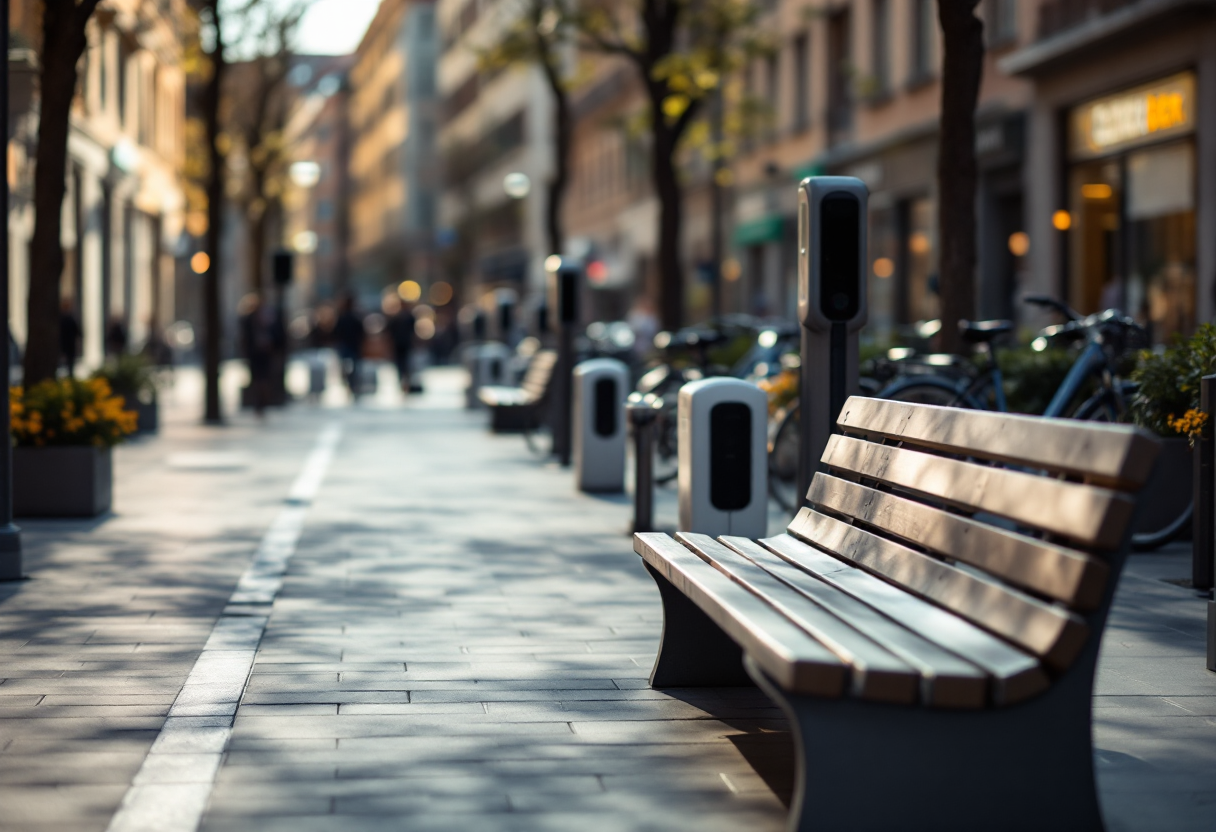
[767,297,1188,550]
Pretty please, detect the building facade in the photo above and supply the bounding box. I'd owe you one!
[435,0,556,323]
[348,0,439,301]
[1006,0,1216,343]
[282,56,354,311]
[8,0,189,369]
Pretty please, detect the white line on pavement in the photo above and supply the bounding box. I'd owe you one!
[105,422,343,832]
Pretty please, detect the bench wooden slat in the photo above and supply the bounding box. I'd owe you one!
[634,533,848,696]
[758,533,1049,704]
[808,476,1110,609]
[836,396,1160,489]
[718,535,989,708]
[677,533,920,704]
[822,433,1135,549]
[787,509,1089,669]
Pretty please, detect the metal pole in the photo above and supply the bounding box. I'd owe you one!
[709,87,724,322]
[628,394,661,534]
[1195,375,1216,591]
[553,321,573,467]
[0,0,26,580]
[796,328,814,510]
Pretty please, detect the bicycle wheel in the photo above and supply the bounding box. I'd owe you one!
[881,380,969,407]
[1131,503,1193,551]
[1074,391,1191,550]
[653,408,679,485]
[768,404,800,512]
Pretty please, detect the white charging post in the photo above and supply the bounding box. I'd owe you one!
[572,358,628,492]
[466,342,512,409]
[677,378,768,538]
[797,177,869,506]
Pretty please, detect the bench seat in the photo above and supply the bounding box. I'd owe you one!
[477,349,557,432]
[635,396,1160,832]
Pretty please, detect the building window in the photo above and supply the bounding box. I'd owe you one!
[792,33,809,131]
[766,52,780,138]
[871,0,890,97]
[910,0,936,83]
[986,0,1018,46]
[827,9,852,141]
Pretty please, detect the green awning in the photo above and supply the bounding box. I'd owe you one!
[732,215,785,247]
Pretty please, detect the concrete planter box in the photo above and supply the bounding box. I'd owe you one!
[14,446,113,517]
[1133,436,1190,534]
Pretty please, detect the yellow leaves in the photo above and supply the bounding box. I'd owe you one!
[662,95,690,122]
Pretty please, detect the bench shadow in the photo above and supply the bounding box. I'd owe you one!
[660,687,796,808]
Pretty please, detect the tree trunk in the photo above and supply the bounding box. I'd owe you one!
[651,114,684,332]
[202,0,225,423]
[248,204,267,297]
[25,4,94,386]
[542,67,570,259]
[936,1,985,355]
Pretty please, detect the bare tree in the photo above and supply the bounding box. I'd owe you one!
[480,0,574,260]
[224,3,306,297]
[24,0,103,386]
[936,1,985,355]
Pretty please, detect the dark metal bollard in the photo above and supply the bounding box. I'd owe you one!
[628,393,663,534]
[1194,375,1216,591]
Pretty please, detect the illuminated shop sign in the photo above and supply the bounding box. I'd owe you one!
[1070,72,1195,159]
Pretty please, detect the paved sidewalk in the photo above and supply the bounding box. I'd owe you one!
[1,365,1213,831]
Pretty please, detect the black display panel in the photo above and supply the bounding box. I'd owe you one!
[818,193,860,321]
[709,402,751,511]
[594,378,616,437]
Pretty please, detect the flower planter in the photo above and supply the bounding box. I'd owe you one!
[1133,436,1191,535]
[13,446,113,517]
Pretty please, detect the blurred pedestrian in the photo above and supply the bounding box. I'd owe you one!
[105,316,128,356]
[383,294,416,394]
[59,300,82,376]
[333,293,366,399]
[239,294,277,417]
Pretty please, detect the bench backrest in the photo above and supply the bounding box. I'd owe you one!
[520,350,558,402]
[790,397,1160,675]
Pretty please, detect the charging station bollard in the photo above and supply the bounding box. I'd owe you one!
[627,393,663,534]
[493,288,519,345]
[466,342,512,409]
[573,359,628,492]
[548,261,581,467]
[796,176,869,506]
[677,378,768,538]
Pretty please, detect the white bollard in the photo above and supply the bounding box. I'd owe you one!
[677,377,768,538]
[572,358,628,492]
[465,342,512,408]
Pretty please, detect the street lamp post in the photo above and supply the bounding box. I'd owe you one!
[0,0,25,580]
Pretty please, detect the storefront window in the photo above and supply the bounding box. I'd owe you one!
[905,197,937,323]
[1068,140,1195,342]
[1127,142,1195,342]
[1067,72,1197,344]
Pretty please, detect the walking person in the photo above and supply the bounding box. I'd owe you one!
[59,300,82,376]
[333,293,366,400]
[239,294,276,417]
[383,294,416,394]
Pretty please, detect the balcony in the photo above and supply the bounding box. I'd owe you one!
[1003,0,1215,76]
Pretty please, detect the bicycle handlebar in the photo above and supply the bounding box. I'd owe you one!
[1023,295,1081,322]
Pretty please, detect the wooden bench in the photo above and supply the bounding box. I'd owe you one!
[634,396,1160,832]
[477,349,557,433]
